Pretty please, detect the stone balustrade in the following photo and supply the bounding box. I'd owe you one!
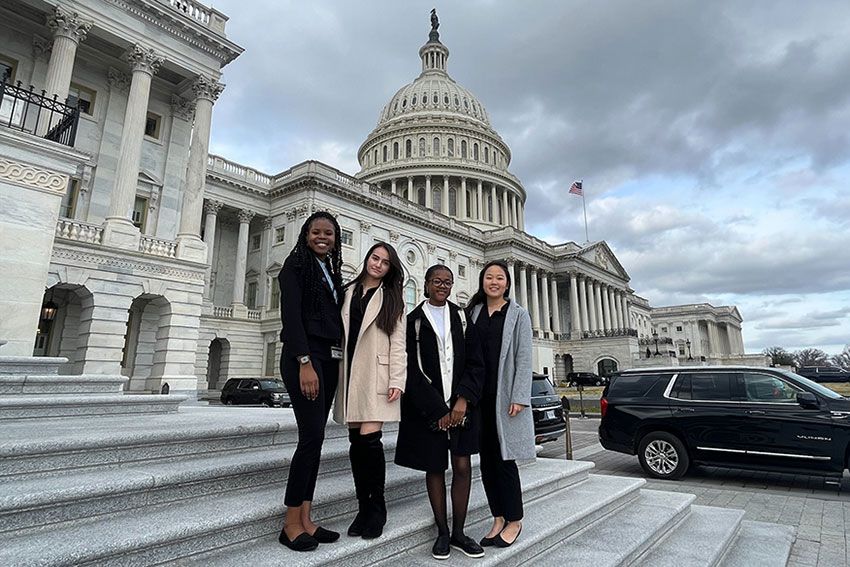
[139,235,178,258]
[247,309,262,321]
[207,305,263,321]
[211,306,233,318]
[55,218,103,244]
[207,155,272,186]
[167,0,210,26]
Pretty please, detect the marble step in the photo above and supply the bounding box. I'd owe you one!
[0,355,65,375]
[188,462,624,567]
[0,459,595,567]
[0,429,399,534]
[0,393,186,420]
[0,374,127,395]
[717,520,795,567]
[636,504,745,566]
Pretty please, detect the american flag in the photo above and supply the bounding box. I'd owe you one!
[569,180,583,196]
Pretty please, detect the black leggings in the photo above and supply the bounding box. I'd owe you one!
[281,354,339,507]
[479,403,523,522]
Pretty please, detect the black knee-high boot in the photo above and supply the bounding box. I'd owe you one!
[347,429,369,537]
[361,430,386,539]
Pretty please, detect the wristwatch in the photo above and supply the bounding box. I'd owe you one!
[297,355,311,365]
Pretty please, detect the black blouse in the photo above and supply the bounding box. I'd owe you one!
[346,283,378,373]
[474,300,509,400]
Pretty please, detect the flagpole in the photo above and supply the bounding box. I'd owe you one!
[581,180,589,242]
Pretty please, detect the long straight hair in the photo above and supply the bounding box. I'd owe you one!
[466,260,511,313]
[349,242,404,335]
[287,211,343,314]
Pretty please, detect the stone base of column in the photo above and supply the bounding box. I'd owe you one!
[231,303,248,319]
[175,233,208,263]
[570,330,581,340]
[145,374,199,400]
[101,217,141,251]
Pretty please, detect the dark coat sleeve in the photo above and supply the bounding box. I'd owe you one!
[453,311,484,407]
[279,256,309,357]
[404,314,450,422]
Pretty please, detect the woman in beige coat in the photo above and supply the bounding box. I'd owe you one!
[333,242,406,539]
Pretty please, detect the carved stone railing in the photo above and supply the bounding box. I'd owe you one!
[167,0,210,25]
[582,328,639,340]
[208,154,272,186]
[55,218,103,244]
[139,235,178,258]
[247,309,262,321]
[212,305,233,318]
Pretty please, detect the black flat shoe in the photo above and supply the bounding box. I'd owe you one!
[347,512,366,537]
[451,534,484,558]
[479,535,497,547]
[494,523,522,548]
[310,526,340,543]
[278,528,319,552]
[432,533,451,560]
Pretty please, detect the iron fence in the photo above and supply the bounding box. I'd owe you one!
[0,79,80,147]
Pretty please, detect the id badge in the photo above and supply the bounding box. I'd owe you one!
[330,346,343,360]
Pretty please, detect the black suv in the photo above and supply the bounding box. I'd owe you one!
[220,378,291,407]
[796,366,850,383]
[565,372,607,388]
[599,366,850,481]
[531,373,566,444]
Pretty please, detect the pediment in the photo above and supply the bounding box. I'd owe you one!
[266,262,282,274]
[579,241,629,280]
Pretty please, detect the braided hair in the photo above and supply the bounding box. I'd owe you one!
[288,211,343,316]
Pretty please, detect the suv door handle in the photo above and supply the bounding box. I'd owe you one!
[747,410,766,415]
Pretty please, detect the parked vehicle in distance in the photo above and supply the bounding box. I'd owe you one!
[531,373,566,444]
[565,371,607,388]
[220,378,291,407]
[796,366,850,383]
[599,366,850,481]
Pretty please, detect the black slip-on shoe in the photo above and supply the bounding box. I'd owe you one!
[278,528,319,552]
[451,534,485,558]
[432,534,451,560]
[310,526,340,543]
[494,524,523,548]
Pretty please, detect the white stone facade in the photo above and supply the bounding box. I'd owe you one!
[0,3,756,395]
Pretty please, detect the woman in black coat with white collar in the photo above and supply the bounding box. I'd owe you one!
[394,264,486,560]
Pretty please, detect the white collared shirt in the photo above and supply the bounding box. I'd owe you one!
[422,301,453,402]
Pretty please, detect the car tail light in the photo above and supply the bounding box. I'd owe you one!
[600,397,608,418]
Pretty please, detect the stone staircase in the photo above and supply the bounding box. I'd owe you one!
[0,354,795,566]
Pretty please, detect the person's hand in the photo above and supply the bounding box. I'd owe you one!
[508,403,525,417]
[450,397,468,427]
[387,388,402,402]
[437,411,452,430]
[299,363,319,401]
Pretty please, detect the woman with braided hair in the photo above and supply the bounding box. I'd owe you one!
[277,211,344,552]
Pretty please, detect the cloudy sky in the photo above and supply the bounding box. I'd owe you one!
[208,0,850,355]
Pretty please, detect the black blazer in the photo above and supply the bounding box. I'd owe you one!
[278,254,343,358]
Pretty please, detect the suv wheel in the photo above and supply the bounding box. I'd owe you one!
[638,432,689,480]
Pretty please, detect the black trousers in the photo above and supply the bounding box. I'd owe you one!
[479,400,523,522]
[281,353,339,507]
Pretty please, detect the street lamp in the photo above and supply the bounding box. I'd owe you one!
[686,339,693,360]
[653,330,660,356]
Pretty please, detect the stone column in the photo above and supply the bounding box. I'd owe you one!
[407,176,413,201]
[502,189,509,226]
[176,75,224,262]
[550,274,562,336]
[425,175,432,208]
[540,271,551,334]
[613,290,623,329]
[569,272,581,339]
[511,194,518,228]
[442,175,449,214]
[578,275,589,335]
[518,264,528,310]
[391,178,397,194]
[607,287,616,330]
[476,180,484,220]
[587,280,599,332]
[459,177,467,219]
[42,7,91,108]
[529,268,541,331]
[202,199,223,299]
[622,295,631,329]
[232,209,255,307]
[599,284,610,331]
[506,258,516,297]
[518,202,525,231]
[490,184,498,222]
[102,45,163,250]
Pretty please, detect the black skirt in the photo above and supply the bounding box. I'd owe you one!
[394,398,480,473]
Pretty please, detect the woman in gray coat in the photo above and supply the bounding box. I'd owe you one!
[467,260,534,548]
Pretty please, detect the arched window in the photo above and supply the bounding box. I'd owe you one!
[484,146,489,163]
[433,93,438,104]
[461,140,467,158]
[448,187,457,216]
[412,94,417,106]
[419,138,426,157]
[393,142,399,159]
[373,149,377,166]
[404,280,417,313]
[433,137,440,156]
[417,187,426,206]
[405,139,412,158]
[473,143,479,161]
[447,138,454,157]
[433,188,442,213]
[383,145,388,162]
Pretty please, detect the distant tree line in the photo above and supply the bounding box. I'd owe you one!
[762,345,850,370]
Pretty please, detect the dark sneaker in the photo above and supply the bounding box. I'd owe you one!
[451,534,485,558]
[432,534,451,560]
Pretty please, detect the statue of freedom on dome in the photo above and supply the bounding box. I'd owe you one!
[430,9,439,32]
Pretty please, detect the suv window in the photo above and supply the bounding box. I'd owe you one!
[740,372,798,402]
[672,372,732,401]
[532,378,555,397]
[238,379,257,389]
[609,373,671,398]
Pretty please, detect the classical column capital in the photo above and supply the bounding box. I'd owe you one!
[262,217,273,230]
[126,44,164,76]
[107,67,130,93]
[32,35,52,61]
[426,243,436,254]
[48,6,92,44]
[170,95,195,121]
[505,257,516,266]
[191,75,225,103]
[237,209,255,224]
[203,200,224,215]
[360,220,372,232]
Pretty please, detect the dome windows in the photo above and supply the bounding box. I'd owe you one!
[393,142,399,159]
[447,138,454,157]
[405,139,412,158]
[454,95,459,107]
[461,140,467,158]
[444,94,449,105]
[433,93,438,104]
[484,146,489,163]
[419,138,426,157]
[402,98,407,108]
[463,98,469,109]
[433,137,440,156]
[473,143,479,161]
[383,145,388,162]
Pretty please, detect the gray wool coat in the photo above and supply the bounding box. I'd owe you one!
[471,300,536,461]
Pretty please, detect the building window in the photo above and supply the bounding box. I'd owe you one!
[132,196,148,231]
[418,137,425,157]
[270,277,280,310]
[274,226,285,244]
[433,137,440,156]
[393,142,399,159]
[372,148,377,166]
[661,326,668,333]
[405,139,412,158]
[458,264,466,278]
[678,345,686,356]
[144,112,162,140]
[250,233,262,251]
[340,229,353,246]
[676,325,683,332]
[68,82,96,115]
[473,143,479,161]
[246,281,258,309]
[406,250,416,265]
[382,145,388,162]
[484,146,490,163]
[461,140,467,158]
[264,341,276,377]
[447,138,454,157]
[0,55,16,83]
[404,280,417,312]
[60,179,80,218]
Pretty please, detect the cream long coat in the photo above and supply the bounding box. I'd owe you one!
[333,285,406,424]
